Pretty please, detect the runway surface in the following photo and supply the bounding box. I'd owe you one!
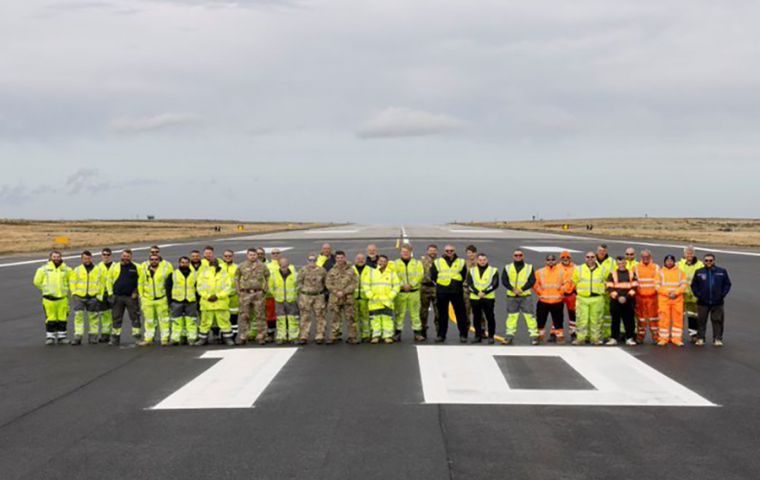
[1,224,758,479]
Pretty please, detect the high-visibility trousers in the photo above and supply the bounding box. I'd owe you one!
[370,307,394,339]
[72,296,101,337]
[575,295,604,342]
[142,297,170,342]
[635,295,659,343]
[199,310,232,337]
[658,296,684,344]
[601,294,612,339]
[355,299,371,340]
[275,301,300,342]
[394,291,422,332]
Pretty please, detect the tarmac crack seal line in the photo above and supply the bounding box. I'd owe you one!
[150,348,297,410]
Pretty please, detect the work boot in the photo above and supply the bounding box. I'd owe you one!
[45,337,55,346]
[384,338,394,344]
[471,336,482,344]
[434,336,445,343]
[88,336,98,345]
[297,338,307,345]
[194,337,208,346]
[486,337,495,345]
[315,337,324,345]
[695,338,705,346]
[605,338,618,346]
[672,341,684,347]
[370,337,380,344]
[98,334,110,344]
[392,330,401,342]
[556,335,566,345]
[224,337,235,346]
[275,339,285,345]
[713,339,724,347]
[625,338,637,346]
[172,340,181,346]
[71,335,82,346]
[459,336,467,344]
[347,338,359,345]
[593,340,604,346]
[109,334,120,346]
[160,339,170,347]
[571,338,583,346]
[537,330,545,343]
[501,336,513,346]
[132,331,142,340]
[137,339,153,347]
[531,337,540,346]
[57,336,70,345]
[548,333,557,343]
[657,340,668,347]
[689,334,698,344]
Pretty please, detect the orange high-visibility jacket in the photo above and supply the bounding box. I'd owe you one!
[634,262,660,297]
[656,266,687,298]
[558,263,576,294]
[533,266,567,304]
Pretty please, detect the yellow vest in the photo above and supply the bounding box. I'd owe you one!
[393,258,424,289]
[139,262,172,300]
[171,269,197,302]
[69,264,106,298]
[353,265,374,300]
[469,266,498,300]
[434,257,465,286]
[366,267,400,310]
[269,266,298,303]
[505,263,533,297]
[33,261,70,298]
[196,266,232,311]
[573,264,606,297]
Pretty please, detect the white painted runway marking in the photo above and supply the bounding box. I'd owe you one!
[521,246,582,253]
[448,229,502,234]
[0,243,189,268]
[234,246,293,255]
[152,348,297,410]
[417,346,716,407]
[304,230,358,234]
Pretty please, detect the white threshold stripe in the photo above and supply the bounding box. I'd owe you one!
[304,230,358,234]
[0,242,189,269]
[417,346,716,407]
[598,238,760,257]
[151,348,297,410]
[234,247,293,255]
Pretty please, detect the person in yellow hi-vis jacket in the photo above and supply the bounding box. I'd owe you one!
[167,256,199,345]
[393,245,425,342]
[366,255,400,344]
[33,251,71,345]
[196,258,235,346]
[137,254,172,346]
[353,254,374,342]
[69,250,107,345]
[501,250,538,345]
[572,252,607,345]
[269,257,300,344]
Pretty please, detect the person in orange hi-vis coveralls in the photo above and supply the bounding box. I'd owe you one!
[533,254,569,344]
[633,250,660,344]
[656,254,688,346]
[558,251,577,337]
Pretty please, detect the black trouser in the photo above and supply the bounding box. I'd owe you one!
[610,299,635,340]
[436,291,467,339]
[697,305,724,341]
[536,301,564,331]
[470,298,495,338]
[112,295,141,330]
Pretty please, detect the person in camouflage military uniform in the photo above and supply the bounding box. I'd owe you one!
[325,251,358,344]
[297,253,327,344]
[419,244,439,340]
[235,248,270,345]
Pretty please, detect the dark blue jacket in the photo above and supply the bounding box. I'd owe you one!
[691,266,731,306]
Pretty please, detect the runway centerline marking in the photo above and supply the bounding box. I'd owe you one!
[417,346,716,407]
[151,348,297,410]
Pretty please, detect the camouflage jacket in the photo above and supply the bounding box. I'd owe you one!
[236,260,270,292]
[325,263,358,304]
[297,264,326,294]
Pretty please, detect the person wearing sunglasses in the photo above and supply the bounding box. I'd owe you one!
[691,254,732,346]
[430,245,468,343]
[534,254,568,344]
[501,250,538,345]
[571,252,607,345]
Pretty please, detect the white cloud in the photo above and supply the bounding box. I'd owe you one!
[107,113,201,134]
[356,107,466,139]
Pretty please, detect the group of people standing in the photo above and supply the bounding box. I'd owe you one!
[32,241,731,347]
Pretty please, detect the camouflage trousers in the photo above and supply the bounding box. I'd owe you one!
[420,286,439,337]
[238,290,266,342]
[329,298,357,341]
[298,293,326,341]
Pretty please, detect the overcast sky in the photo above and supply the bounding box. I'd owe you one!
[1,0,758,223]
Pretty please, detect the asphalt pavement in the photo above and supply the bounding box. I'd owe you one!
[1,224,758,479]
